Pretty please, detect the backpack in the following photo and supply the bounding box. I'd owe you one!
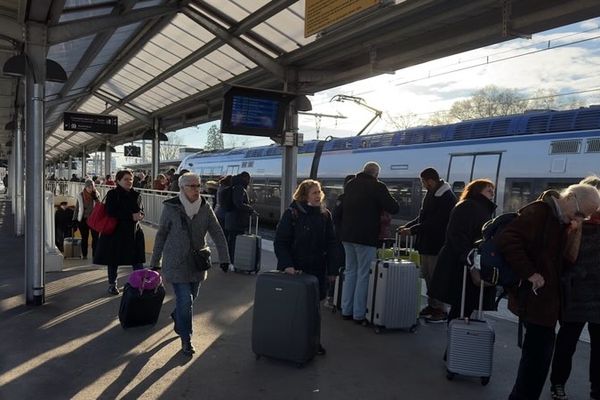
[473,212,520,288]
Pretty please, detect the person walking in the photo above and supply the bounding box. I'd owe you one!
[429,179,497,323]
[224,171,256,263]
[339,162,399,324]
[94,169,146,295]
[73,179,100,259]
[54,201,74,253]
[398,167,456,323]
[274,179,339,355]
[497,184,600,400]
[150,173,230,356]
[549,176,600,400]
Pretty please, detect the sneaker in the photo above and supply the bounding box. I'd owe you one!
[425,310,447,324]
[317,344,326,355]
[181,339,195,356]
[107,285,120,295]
[341,314,353,320]
[419,306,434,318]
[354,318,368,326]
[550,384,568,400]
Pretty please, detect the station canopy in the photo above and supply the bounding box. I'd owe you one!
[0,0,599,163]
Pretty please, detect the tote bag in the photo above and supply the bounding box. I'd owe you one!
[87,199,117,235]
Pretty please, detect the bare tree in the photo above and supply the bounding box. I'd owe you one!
[224,134,249,148]
[449,85,528,120]
[426,110,458,126]
[160,132,184,160]
[386,111,420,130]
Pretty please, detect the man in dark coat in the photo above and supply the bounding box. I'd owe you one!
[224,171,256,264]
[339,162,399,324]
[399,167,456,322]
[94,170,146,295]
[497,184,600,400]
[54,201,74,252]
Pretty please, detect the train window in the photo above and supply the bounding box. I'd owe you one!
[452,181,465,197]
[550,140,581,154]
[505,181,533,212]
[586,138,600,153]
[387,180,416,219]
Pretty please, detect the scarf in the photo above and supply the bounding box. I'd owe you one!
[82,189,94,205]
[179,192,202,219]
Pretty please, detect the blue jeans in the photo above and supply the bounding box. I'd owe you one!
[341,242,376,320]
[172,282,201,341]
[107,263,144,285]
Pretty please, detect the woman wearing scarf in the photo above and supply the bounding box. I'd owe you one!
[150,173,230,356]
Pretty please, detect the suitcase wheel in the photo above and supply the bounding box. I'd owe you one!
[446,371,455,381]
[409,324,418,333]
[374,326,382,334]
[481,377,490,386]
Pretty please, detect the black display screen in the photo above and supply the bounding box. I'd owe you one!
[221,86,294,137]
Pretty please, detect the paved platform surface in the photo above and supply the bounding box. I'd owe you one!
[0,196,594,400]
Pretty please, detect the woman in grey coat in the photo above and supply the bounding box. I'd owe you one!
[150,173,230,356]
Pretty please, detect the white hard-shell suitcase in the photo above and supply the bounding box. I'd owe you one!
[234,215,261,273]
[446,264,495,385]
[63,237,82,258]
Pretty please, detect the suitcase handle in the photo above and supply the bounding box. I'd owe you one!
[460,262,486,322]
[248,214,259,235]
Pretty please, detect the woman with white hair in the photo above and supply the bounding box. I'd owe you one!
[73,179,101,259]
[150,172,230,356]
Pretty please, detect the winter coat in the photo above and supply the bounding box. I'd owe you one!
[73,189,100,222]
[429,193,497,311]
[150,196,230,283]
[224,175,254,232]
[274,201,340,300]
[55,207,74,234]
[214,184,230,227]
[496,193,568,328]
[340,172,399,247]
[93,185,146,266]
[404,180,456,255]
[562,220,600,324]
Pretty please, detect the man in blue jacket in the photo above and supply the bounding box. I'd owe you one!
[399,167,456,323]
[340,162,399,324]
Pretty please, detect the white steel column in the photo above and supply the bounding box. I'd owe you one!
[104,141,111,178]
[14,110,24,235]
[151,118,160,179]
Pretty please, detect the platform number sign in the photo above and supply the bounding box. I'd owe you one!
[63,112,118,134]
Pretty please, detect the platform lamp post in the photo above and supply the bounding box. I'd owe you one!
[3,49,68,305]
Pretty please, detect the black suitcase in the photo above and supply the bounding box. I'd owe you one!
[119,283,165,329]
[252,271,320,366]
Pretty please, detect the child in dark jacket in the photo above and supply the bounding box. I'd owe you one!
[274,179,339,355]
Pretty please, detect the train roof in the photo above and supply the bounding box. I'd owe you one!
[185,106,600,160]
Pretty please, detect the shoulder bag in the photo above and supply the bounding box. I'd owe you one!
[87,192,118,235]
[180,214,211,271]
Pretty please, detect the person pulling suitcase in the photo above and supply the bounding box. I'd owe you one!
[274,179,340,355]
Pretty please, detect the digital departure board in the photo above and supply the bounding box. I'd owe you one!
[221,86,295,137]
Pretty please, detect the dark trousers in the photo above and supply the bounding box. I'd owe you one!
[509,322,556,400]
[550,321,600,395]
[107,263,144,285]
[226,229,243,263]
[78,218,98,258]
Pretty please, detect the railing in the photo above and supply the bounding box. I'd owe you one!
[45,181,214,226]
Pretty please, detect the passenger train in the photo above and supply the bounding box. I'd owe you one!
[178,106,600,224]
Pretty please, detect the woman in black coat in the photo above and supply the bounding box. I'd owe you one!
[429,179,497,321]
[94,169,146,295]
[274,179,340,355]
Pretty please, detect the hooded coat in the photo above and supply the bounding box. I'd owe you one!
[93,185,146,266]
[150,196,230,283]
[274,201,340,300]
[224,174,254,232]
[403,180,456,255]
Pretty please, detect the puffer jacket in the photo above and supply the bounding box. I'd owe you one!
[150,196,230,283]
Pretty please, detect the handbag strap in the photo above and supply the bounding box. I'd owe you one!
[180,213,198,252]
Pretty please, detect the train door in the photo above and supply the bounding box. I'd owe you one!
[446,152,503,199]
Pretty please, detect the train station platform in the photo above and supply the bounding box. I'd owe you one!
[0,195,593,400]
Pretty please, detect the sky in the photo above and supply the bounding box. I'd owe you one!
[160,16,600,151]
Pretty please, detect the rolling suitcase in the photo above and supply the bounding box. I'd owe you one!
[446,265,495,385]
[63,237,82,258]
[234,215,261,273]
[119,270,165,329]
[252,271,320,366]
[366,258,421,333]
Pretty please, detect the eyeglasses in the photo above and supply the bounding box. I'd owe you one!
[185,184,201,189]
[572,194,587,219]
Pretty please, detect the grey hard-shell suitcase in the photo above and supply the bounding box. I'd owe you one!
[252,271,320,366]
[63,237,82,258]
[234,215,261,273]
[446,264,495,385]
[366,258,421,333]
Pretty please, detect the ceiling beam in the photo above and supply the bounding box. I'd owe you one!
[184,6,285,80]
[0,16,24,42]
[47,4,181,45]
[94,90,152,125]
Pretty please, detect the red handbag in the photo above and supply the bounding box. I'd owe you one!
[87,201,117,235]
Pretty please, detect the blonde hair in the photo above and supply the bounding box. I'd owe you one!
[293,179,324,203]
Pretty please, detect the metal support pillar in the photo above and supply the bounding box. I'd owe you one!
[280,83,299,215]
[68,154,73,179]
[9,145,15,212]
[81,145,86,178]
[104,141,111,178]
[14,110,24,235]
[151,118,160,179]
